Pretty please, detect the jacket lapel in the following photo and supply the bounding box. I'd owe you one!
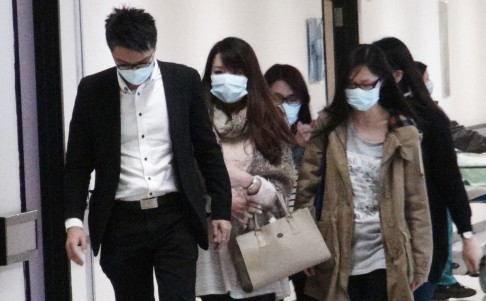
[158,62,182,143]
[101,68,121,162]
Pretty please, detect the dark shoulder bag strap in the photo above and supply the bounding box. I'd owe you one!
[314,134,328,221]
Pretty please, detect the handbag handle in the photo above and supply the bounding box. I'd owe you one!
[252,192,300,235]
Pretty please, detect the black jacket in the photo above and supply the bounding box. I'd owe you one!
[63,61,231,255]
[413,101,472,283]
[450,120,486,153]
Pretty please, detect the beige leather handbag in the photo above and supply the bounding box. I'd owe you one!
[233,193,331,292]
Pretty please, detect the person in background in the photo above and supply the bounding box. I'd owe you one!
[295,44,432,301]
[195,37,295,301]
[416,61,486,153]
[264,64,317,301]
[416,60,486,300]
[373,37,481,301]
[63,7,232,300]
[264,64,313,169]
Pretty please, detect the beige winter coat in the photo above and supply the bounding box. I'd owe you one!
[295,113,432,301]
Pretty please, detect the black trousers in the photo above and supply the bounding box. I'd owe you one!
[347,269,388,301]
[99,194,198,301]
[290,272,319,301]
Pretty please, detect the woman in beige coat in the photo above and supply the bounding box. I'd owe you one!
[295,44,432,301]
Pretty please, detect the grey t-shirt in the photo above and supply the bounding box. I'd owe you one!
[346,121,386,275]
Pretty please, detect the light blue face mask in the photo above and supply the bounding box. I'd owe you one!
[425,80,434,95]
[210,74,248,103]
[345,82,381,111]
[118,61,155,86]
[281,103,301,125]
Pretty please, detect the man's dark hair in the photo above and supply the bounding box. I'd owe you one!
[105,6,157,52]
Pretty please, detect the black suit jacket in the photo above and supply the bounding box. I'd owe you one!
[64,61,231,255]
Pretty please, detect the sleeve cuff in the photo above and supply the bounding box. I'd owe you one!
[65,218,84,231]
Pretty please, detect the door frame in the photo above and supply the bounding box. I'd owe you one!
[323,0,359,103]
[34,0,72,300]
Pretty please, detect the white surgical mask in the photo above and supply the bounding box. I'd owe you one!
[345,82,381,111]
[281,103,301,125]
[210,74,248,103]
[118,61,155,86]
[425,80,434,95]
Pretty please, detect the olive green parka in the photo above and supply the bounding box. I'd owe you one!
[295,113,432,301]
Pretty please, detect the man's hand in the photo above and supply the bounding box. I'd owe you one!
[65,226,87,266]
[211,220,232,251]
[462,236,481,273]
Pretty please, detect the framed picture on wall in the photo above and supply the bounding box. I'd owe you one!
[307,18,325,83]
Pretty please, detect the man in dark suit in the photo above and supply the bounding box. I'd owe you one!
[64,7,232,300]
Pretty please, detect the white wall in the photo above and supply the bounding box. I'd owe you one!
[73,0,325,120]
[447,0,486,126]
[0,0,26,300]
[359,0,486,127]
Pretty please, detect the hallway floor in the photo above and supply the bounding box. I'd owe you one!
[446,202,486,301]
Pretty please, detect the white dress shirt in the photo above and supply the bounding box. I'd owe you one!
[65,62,177,230]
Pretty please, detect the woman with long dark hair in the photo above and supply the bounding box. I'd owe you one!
[195,37,295,301]
[295,44,432,301]
[373,37,481,301]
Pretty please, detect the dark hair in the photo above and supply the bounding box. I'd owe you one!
[202,37,293,165]
[323,44,415,133]
[105,6,157,52]
[264,64,312,131]
[372,37,448,121]
[415,61,427,76]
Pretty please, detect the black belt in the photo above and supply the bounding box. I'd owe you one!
[115,192,179,210]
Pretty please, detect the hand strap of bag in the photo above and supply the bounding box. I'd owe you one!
[314,133,328,221]
[251,192,300,248]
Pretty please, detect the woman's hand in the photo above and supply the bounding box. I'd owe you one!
[295,122,313,146]
[231,190,262,226]
[409,280,424,292]
[304,267,317,277]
